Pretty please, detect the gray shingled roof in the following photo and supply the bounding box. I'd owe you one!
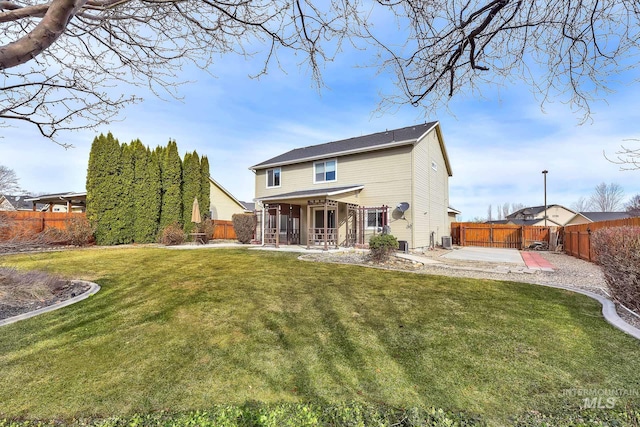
[0,194,36,210]
[257,185,364,202]
[251,122,438,169]
[579,212,632,222]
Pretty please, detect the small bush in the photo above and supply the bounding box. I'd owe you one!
[160,222,185,246]
[591,226,640,312]
[49,216,95,246]
[232,214,257,244]
[369,233,399,263]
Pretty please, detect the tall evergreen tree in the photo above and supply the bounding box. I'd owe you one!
[86,132,122,245]
[160,140,182,229]
[200,155,211,220]
[117,143,135,244]
[132,140,161,242]
[182,151,201,234]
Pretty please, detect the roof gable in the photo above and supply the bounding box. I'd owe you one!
[251,122,451,176]
[507,204,575,219]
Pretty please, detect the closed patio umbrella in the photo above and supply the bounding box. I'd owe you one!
[191,197,201,224]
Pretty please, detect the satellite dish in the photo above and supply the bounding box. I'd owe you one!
[397,202,410,213]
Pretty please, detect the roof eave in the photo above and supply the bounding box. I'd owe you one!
[255,185,365,202]
[250,139,418,171]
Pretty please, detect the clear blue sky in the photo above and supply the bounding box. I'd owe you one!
[1,40,639,220]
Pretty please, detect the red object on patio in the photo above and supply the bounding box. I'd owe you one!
[521,252,555,271]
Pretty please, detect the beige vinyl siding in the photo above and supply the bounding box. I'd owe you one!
[412,130,449,248]
[255,145,414,244]
[209,182,247,221]
[543,206,576,226]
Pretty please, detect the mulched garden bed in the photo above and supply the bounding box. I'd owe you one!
[0,277,90,321]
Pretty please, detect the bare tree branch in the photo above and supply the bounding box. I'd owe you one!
[605,139,640,170]
[1,0,640,139]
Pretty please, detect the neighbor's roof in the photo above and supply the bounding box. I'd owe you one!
[240,201,256,212]
[578,212,632,222]
[507,218,563,227]
[25,192,86,206]
[250,122,452,176]
[506,204,574,218]
[256,185,364,202]
[0,194,36,210]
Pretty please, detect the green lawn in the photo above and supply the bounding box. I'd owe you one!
[0,247,638,425]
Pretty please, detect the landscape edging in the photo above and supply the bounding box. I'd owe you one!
[0,280,100,327]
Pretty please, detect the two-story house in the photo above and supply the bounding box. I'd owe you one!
[250,122,453,250]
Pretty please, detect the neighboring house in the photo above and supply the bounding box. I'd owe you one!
[208,177,251,220]
[250,122,453,250]
[0,194,46,211]
[565,211,632,226]
[24,192,87,212]
[504,204,576,227]
[447,207,461,229]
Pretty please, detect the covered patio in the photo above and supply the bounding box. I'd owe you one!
[256,186,389,251]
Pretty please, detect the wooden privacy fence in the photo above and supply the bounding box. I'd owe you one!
[563,217,640,262]
[0,211,84,241]
[212,220,237,240]
[451,222,550,249]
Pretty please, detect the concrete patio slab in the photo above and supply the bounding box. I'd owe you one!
[441,247,526,265]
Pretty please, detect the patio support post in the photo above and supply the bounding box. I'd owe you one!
[335,203,340,249]
[67,200,71,213]
[275,204,280,248]
[306,204,311,249]
[345,206,349,247]
[323,200,328,251]
[261,207,266,246]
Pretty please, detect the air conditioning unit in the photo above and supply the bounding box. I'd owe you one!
[441,236,452,249]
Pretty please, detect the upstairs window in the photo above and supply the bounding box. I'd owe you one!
[314,159,337,183]
[267,168,281,188]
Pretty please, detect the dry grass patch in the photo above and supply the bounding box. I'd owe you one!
[0,267,69,307]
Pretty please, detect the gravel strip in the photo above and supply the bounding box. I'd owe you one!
[300,248,640,331]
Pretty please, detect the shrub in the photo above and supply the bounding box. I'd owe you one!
[591,226,640,312]
[60,216,95,246]
[160,222,185,246]
[369,233,399,263]
[232,214,257,244]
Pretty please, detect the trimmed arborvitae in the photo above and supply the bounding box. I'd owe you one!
[182,151,201,234]
[132,141,161,242]
[117,143,135,244]
[200,155,211,220]
[86,132,122,245]
[160,140,183,229]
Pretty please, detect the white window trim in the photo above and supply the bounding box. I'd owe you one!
[266,167,281,189]
[313,159,338,184]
